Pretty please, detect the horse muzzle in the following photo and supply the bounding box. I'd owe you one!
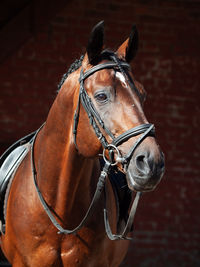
[126,149,165,192]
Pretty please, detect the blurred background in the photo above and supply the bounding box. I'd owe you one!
[0,0,199,266]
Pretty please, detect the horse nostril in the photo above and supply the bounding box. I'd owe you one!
[136,155,145,170]
[135,154,151,175]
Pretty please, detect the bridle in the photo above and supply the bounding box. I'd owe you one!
[31,52,155,240]
[73,56,155,168]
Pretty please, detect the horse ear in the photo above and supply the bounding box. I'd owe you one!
[86,21,104,65]
[117,25,139,63]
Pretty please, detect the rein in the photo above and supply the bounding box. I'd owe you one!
[31,53,155,240]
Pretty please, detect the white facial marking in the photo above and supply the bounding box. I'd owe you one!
[116,72,127,87]
[115,71,146,121]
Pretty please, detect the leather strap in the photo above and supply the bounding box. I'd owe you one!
[112,124,155,147]
[79,61,130,82]
[123,124,155,166]
[104,192,141,240]
[31,127,111,235]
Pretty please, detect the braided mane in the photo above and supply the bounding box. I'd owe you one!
[57,50,118,93]
[57,55,84,92]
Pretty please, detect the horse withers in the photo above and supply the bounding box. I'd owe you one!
[0,21,165,266]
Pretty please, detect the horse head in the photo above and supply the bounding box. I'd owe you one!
[70,21,165,193]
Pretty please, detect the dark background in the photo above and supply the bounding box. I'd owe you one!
[0,0,200,266]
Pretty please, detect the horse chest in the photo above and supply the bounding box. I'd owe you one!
[59,233,129,267]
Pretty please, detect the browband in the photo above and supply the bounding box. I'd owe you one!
[79,61,130,82]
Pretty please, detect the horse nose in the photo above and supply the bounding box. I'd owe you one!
[126,149,165,192]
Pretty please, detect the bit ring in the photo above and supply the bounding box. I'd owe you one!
[103,144,121,166]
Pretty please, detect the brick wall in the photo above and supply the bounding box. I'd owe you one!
[0,0,200,266]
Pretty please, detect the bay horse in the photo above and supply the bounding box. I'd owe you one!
[0,21,165,266]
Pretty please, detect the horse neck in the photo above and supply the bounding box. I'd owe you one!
[33,85,100,220]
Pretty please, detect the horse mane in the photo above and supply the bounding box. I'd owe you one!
[57,55,84,92]
[57,50,117,93]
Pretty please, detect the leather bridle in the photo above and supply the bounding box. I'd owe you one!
[73,53,155,168]
[31,53,155,240]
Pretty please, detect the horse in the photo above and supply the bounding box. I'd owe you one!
[0,21,165,266]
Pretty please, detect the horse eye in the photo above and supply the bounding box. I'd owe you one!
[95,92,108,103]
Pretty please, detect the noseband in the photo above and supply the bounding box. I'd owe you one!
[31,53,155,241]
